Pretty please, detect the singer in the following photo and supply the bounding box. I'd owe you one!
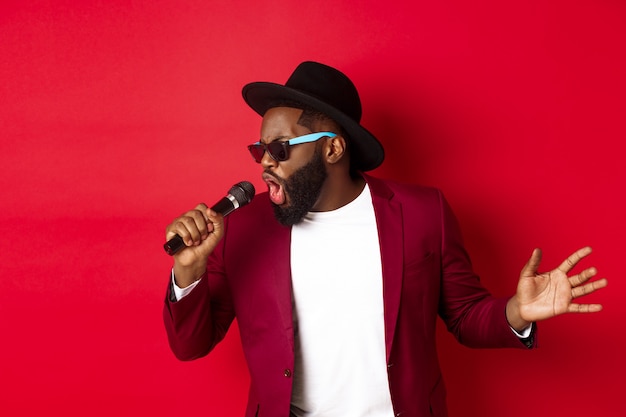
[162,62,608,417]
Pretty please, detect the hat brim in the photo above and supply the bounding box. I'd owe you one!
[242,82,384,171]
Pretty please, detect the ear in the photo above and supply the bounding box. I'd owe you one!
[323,135,347,165]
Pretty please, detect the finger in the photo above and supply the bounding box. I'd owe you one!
[571,277,608,298]
[568,266,597,287]
[521,248,542,277]
[197,203,218,235]
[189,204,211,237]
[567,303,603,313]
[187,211,212,244]
[171,206,211,246]
[171,216,204,246]
[557,246,592,274]
[195,203,209,217]
[205,209,224,239]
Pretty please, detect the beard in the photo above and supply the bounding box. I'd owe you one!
[271,146,328,226]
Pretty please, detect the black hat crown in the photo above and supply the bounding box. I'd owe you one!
[242,61,384,171]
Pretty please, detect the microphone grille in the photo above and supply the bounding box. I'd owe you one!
[230,181,256,205]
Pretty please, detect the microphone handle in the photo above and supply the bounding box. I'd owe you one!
[163,195,238,256]
[211,195,238,217]
[163,235,185,256]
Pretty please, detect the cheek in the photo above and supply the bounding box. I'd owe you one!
[274,154,309,180]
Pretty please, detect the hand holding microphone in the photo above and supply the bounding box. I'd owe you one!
[164,181,255,288]
[164,181,255,255]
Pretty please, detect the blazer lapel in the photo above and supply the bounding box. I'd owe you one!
[271,223,295,350]
[365,175,404,361]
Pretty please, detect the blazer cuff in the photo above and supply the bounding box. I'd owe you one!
[514,322,537,349]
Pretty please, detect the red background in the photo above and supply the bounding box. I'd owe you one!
[1,1,623,416]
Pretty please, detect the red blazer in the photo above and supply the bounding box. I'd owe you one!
[163,175,533,417]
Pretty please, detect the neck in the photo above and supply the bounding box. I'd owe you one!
[311,172,366,212]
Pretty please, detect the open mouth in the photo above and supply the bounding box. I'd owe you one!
[262,172,286,205]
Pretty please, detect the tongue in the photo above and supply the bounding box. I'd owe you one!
[268,182,285,205]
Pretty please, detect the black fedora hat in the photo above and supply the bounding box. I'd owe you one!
[242,61,384,171]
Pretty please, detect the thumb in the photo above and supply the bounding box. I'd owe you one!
[521,248,542,278]
[205,208,225,241]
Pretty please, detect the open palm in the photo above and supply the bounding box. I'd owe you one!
[516,247,607,322]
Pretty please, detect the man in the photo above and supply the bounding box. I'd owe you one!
[163,62,607,417]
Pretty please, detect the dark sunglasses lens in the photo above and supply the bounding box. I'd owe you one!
[268,142,288,161]
[248,144,265,163]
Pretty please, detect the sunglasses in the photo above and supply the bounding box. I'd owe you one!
[247,132,337,163]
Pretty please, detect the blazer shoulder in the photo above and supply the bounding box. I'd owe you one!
[221,191,289,245]
[365,174,444,205]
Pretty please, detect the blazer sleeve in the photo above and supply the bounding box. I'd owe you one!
[162,237,237,361]
[437,190,535,349]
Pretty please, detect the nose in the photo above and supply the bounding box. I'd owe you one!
[260,148,277,170]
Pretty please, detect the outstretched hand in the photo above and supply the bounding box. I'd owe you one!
[507,247,608,330]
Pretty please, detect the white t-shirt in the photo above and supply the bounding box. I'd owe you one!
[289,184,394,417]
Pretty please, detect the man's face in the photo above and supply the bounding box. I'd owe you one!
[258,107,328,226]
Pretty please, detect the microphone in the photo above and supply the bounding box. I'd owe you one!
[163,181,256,255]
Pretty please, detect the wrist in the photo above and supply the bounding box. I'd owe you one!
[173,263,207,288]
[506,297,532,332]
